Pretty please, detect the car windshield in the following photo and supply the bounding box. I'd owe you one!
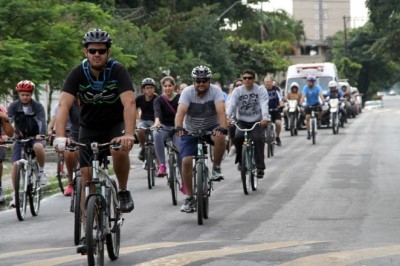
[286,77,333,95]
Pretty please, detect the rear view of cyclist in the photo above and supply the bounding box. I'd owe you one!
[175,65,227,213]
[300,75,325,140]
[226,69,270,178]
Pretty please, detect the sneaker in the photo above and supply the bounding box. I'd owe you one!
[180,196,196,213]
[76,237,87,254]
[210,166,224,182]
[64,182,73,196]
[9,196,16,208]
[307,132,311,140]
[256,169,264,179]
[0,187,4,204]
[39,172,47,186]
[156,164,167,177]
[228,146,236,157]
[276,137,282,146]
[138,148,145,161]
[117,190,134,213]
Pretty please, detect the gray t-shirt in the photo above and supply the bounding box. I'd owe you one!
[178,84,224,133]
[226,84,270,122]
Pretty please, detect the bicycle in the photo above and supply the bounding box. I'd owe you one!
[308,105,320,145]
[71,140,123,265]
[137,127,157,189]
[9,136,45,221]
[51,131,70,194]
[164,128,182,206]
[232,121,260,195]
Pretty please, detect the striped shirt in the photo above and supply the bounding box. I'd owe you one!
[178,84,224,133]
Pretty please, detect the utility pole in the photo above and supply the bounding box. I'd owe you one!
[318,0,324,41]
[343,16,348,56]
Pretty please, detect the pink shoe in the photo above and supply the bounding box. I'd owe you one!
[180,181,186,195]
[64,183,73,196]
[156,164,167,177]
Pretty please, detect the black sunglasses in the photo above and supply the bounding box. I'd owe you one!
[195,78,210,84]
[242,76,254,80]
[87,48,108,55]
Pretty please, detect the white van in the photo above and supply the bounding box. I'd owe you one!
[284,62,339,96]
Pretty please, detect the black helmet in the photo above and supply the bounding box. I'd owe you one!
[191,65,212,79]
[83,29,112,48]
[141,78,156,88]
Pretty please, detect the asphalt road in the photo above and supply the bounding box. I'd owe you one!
[0,96,399,266]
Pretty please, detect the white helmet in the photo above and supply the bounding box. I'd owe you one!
[290,82,299,92]
[328,80,337,88]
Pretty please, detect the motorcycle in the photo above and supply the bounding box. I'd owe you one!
[286,100,301,136]
[329,98,341,134]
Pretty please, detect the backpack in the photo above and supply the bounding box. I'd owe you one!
[14,111,40,137]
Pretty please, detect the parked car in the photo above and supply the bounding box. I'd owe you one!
[389,90,397,96]
[364,100,383,110]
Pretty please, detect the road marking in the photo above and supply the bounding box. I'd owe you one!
[0,248,68,259]
[279,245,400,266]
[15,241,203,266]
[135,241,319,266]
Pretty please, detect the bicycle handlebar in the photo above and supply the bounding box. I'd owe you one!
[67,140,122,151]
[232,121,261,132]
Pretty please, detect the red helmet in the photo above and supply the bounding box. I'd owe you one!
[16,80,35,92]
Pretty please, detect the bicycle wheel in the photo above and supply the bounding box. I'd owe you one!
[86,196,104,266]
[196,163,204,225]
[56,153,66,194]
[74,175,82,246]
[146,148,152,189]
[270,142,274,157]
[168,153,178,206]
[241,146,250,195]
[250,148,257,191]
[311,119,316,145]
[106,179,120,261]
[15,162,27,221]
[29,161,41,216]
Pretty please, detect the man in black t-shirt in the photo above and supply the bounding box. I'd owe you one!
[53,29,136,254]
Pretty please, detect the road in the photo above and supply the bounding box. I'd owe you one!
[0,96,399,266]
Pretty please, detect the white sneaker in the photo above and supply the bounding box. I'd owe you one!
[228,146,236,157]
[39,172,48,186]
[0,187,4,204]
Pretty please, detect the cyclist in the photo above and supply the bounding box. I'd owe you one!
[136,78,158,162]
[262,75,284,146]
[226,78,243,157]
[48,101,80,196]
[0,106,14,204]
[152,76,180,177]
[8,80,48,208]
[226,69,270,178]
[53,29,135,253]
[175,65,227,213]
[300,75,325,140]
[284,82,304,130]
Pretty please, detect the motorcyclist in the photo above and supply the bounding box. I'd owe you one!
[340,84,355,118]
[326,81,346,127]
[284,82,303,130]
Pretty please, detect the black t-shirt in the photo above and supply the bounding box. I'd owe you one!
[153,94,180,127]
[63,59,134,129]
[136,94,158,121]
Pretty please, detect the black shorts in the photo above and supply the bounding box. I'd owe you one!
[78,123,124,168]
[305,105,321,115]
[0,146,6,162]
[270,110,282,122]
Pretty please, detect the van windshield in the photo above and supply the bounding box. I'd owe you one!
[286,77,333,95]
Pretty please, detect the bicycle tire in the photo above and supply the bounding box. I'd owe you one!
[29,160,41,216]
[203,166,209,219]
[168,153,178,206]
[146,147,152,189]
[86,196,104,266]
[106,179,120,261]
[270,142,274,157]
[15,162,27,221]
[250,147,257,191]
[311,119,316,144]
[56,153,66,194]
[151,148,155,187]
[74,175,82,246]
[241,146,250,195]
[196,163,204,225]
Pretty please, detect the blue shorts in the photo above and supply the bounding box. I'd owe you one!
[12,140,46,163]
[179,126,217,158]
[137,120,153,129]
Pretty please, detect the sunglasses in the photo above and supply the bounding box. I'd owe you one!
[195,78,210,84]
[242,76,254,80]
[87,48,108,55]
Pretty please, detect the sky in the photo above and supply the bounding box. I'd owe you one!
[253,0,368,28]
